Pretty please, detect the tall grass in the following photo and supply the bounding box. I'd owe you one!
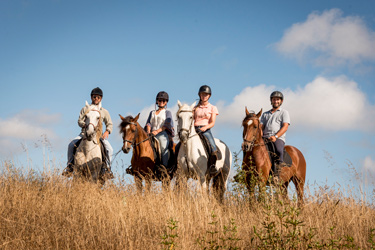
[0,161,374,249]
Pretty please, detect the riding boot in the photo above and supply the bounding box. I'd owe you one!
[274,162,287,181]
[208,151,220,176]
[126,165,134,175]
[101,168,114,180]
[62,162,74,177]
[101,161,114,179]
[105,166,115,179]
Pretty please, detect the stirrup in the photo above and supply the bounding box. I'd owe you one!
[209,164,221,177]
[101,167,114,179]
[126,165,134,175]
[62,164,74,177]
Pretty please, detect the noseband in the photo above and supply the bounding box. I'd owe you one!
[177,109,194,141]
[84,109,101,142]
[122,122,151,147]
[122,122,138,146]
[243,117,261,152]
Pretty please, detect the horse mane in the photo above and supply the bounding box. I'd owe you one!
[83,105,103,144]
[119,115,137,131]
[176,104,193,116]
[96,116,103,144]
[242,112,257,126]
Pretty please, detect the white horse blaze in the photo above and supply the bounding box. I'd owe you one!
[247,120,253,126]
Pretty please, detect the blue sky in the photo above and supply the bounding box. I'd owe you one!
[1,0,374,193]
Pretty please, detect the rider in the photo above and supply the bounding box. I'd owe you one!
[260,91,290,169]
[62,87,114,178]
[194,85,219,175]
[145,91,174,171]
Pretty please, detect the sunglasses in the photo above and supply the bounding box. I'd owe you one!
[92,95,102,99]
[157,99,167,102]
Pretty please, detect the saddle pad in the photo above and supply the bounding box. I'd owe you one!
[150,136,161,164]
[198,133,222,160]
[265,140,292,167]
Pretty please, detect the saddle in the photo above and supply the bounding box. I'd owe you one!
[197,133,222,160]
[149,135,176,177]
[264,139,293,173]
[73,138,109,168]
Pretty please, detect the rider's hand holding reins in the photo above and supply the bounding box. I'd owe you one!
[102,130,109,139]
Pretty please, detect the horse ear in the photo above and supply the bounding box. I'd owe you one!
[190,101,196,110]
[177,100,182,108]
[245,106,250,116]
[85,101,89,107]
[98,101,102,109]
[119,114,125,120]
[134,113,140,122]
[256,109,262,118]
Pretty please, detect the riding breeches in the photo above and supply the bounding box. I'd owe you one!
[274,139,285,163]
[155,130,169,167]
[67,134,113,165]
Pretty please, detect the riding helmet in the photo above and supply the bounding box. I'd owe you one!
[156,91,169,102]
[198,85,212,95]
[91,87,103,97]
[270,91,283,100]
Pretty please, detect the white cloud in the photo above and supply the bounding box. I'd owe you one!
[217,76,375,131]
[0,110,61,157]
[275,9,375,66]
[362,156,375,178]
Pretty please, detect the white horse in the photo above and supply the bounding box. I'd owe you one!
[74,101,105,184]
[176,101,232,202]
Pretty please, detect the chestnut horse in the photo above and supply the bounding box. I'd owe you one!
[241,108,306,205]
[119,113,173,192]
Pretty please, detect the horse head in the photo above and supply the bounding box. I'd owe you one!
[177,100,196,143]
[83,101,102,142]
[119,113,140,153]
[242,107,262,152]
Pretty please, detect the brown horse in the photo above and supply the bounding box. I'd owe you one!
[241,108,306,206]
[119,113,174,192]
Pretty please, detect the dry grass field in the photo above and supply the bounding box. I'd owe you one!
[1,161,374,250]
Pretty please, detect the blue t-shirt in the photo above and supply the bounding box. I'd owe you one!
[260,108,290,142]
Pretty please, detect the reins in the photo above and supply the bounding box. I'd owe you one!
[122,121,152,148]
[177,109,201,141]
[242,116,265,151]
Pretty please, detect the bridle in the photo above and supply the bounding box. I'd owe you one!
[122,122,151,148]
[242,116,261,152]
[84,109,101,143]
[177,109,198,141]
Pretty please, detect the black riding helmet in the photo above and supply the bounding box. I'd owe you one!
[198,85,212,95]
[155,91,169,103]
[91,87,103,97]
[270,91,283,100]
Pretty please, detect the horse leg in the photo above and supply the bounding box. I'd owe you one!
[145,177,152,193]
[162,175,171,192]
[199,174,208,197]
[292,176,305,207]
[205,175,211,196]
[280,181,290,204]
[245,173,256,203]
[213,172,226,204]
[134,175,143,194]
